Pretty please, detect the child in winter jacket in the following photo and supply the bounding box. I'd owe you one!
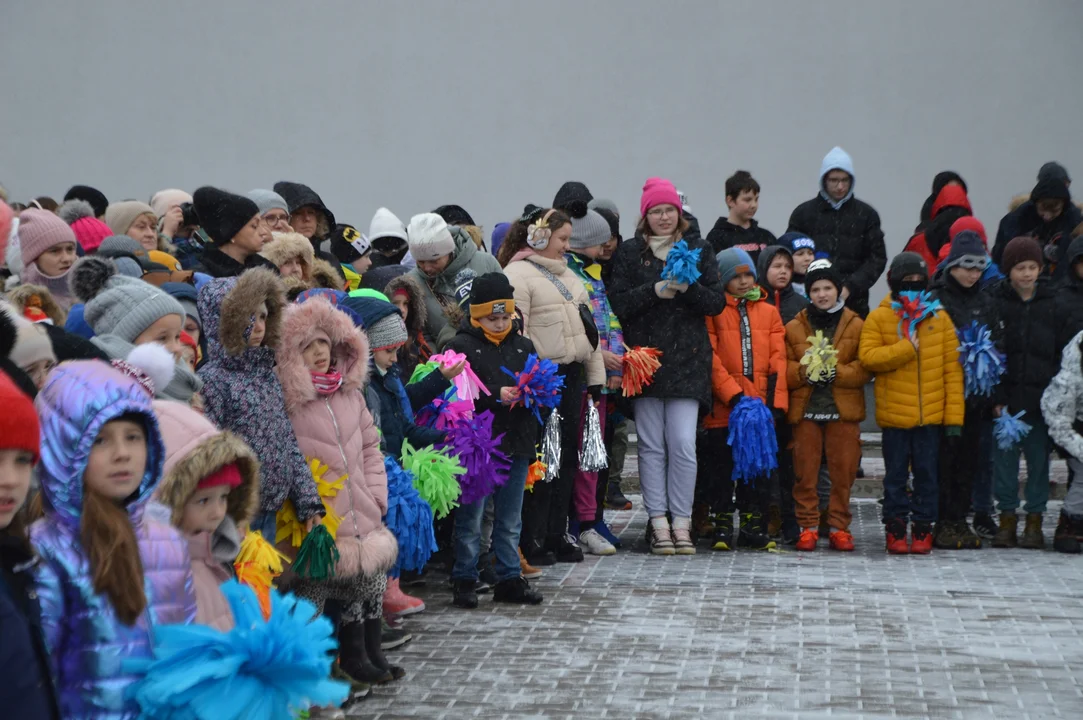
[566,209,624,555]
[785,260,869,551]
[16,209,80,311]
[1041,329,1083,553]
[196,268,325,544]
[859,252,964,555]
[989,237,1061,549]
[276,295,403,685]
[30,361,196,719]
[758,245,808,325]
[153,400,260,632]
[778,232,817,298]
[445,273,545,608]
[929,231,1001,548]
[705,248,787,552]
[0,370,60,720]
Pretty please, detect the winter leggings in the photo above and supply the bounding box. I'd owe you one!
[702,426,767,516]
[1064,458,1083,518]
[793,421,860,531]
[635,397,699,519]
[994,418,1051,514]
[289,572,388,623]
[937,419,985,522]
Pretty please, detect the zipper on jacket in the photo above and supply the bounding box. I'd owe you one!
[326,399,362,539]
[916,324,924,426]
[738,300,754,381]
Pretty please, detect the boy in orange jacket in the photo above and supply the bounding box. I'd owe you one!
[859,252,964,554]
[704,249,787,551]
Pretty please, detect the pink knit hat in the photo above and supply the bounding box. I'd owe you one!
[639,177,682,218]
[18,209,78,267]
[59,199,113,253]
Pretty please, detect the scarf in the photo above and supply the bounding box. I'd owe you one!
[807,299,845,329]
[470,317,511,345]
[647,235,675,261]
[731,286,764,302]
[310,369,343,395]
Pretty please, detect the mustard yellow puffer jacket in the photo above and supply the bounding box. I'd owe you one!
[858,294,964,429]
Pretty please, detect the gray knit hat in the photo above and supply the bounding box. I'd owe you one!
[366,312,408,351]
[70,256,185,342]
[248,189,289,217]
[569,209,611,250]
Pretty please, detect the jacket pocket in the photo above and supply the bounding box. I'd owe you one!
[528,309,569,361]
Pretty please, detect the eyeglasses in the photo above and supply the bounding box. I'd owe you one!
[825,177,852,187]
[647,206,678,218]
[263,212,291,228]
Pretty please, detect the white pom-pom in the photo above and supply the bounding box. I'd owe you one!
[126,343,177,394]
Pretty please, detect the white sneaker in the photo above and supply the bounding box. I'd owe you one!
[579,528,617,556]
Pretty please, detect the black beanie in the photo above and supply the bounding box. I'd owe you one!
[192,186,260,246]
[1031,177,1071,204]
[433,204,475,227]
[64,185,109,218]
[329,224,370,264]
[553,181,593,219]
[804,258,842,294]
[469,272,515,307]
[887,252,929,293]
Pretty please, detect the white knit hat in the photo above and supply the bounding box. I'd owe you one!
[407,213,455,261]
[368,207,407,242]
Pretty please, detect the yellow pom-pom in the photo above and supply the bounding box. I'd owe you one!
[800,330,839,383]
[234,529,289,619]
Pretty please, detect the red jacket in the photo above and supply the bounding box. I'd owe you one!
[705,292,788,428]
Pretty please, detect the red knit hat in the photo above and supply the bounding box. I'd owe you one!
[198,462,243,490]
[0,370,40,463]
[949,216,988,248]
[71,216,114,254]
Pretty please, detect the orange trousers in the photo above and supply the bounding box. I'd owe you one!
[792,420,861,531]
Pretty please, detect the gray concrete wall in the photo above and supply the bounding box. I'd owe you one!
[3,1,1082,303]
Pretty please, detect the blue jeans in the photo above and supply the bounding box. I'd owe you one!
[972,420,995,514]
[453,456,530,583]
[882,426,940,524]
[251,510,277,541]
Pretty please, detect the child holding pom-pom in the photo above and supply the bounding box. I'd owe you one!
[785,260,869,552]
[275,294,402,686]
[446,272,544,608]
[705,249,788,553]
[30,361,196,718]
[859,252,963,555]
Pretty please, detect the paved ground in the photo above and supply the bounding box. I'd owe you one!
[355,498,1083,719]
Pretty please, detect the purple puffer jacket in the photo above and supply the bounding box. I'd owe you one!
[29,361,196,719]
[196,269,323,520]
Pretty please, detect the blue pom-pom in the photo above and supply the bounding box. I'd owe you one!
[726,396,779,482]
[125,582,348,719]
[994,410,1032,451]
[957,321,1007,398]
[383,456,438,576]
[502,353,565,423]
[661,239,702,285]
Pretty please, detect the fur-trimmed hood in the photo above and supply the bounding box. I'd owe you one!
[260,232,314,281]
[384,272,427,338]
[310,258,345,291]
[276,295,370,413]
[153,399,260,529]
[198,268,285,359]
[6,283,65,325]
[1009,192,1083,213]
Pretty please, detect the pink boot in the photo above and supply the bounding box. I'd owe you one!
[383,576,425,617]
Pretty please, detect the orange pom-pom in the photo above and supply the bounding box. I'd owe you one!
[620,345,663,397]
[526,460,547,492]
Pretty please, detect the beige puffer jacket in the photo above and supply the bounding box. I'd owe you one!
[504,250,605,387]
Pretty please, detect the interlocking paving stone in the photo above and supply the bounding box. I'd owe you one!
[352,498,1083,719]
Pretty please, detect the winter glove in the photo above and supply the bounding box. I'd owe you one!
[654,281,678,299]
[808,365,837,387]
[944,426,963,438]
[728,392,745,408]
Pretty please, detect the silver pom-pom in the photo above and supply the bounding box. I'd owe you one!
[578,400,608,472]
[540,410,562,483]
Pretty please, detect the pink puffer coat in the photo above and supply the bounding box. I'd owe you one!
[276,296,398,577]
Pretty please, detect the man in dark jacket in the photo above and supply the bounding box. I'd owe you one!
[706,170,777,261]
[992,166,1081,280]
[787,146,887,318]
[1054,235,1083,352]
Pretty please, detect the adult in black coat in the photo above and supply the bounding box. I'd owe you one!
[1053,236,1083,352]
[787,147,887,318]
[991,177,1082,281]
[756,245,807,325]
[192,186,280,279]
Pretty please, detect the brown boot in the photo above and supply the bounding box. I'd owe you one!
[766,504,783,539]
[1019,512,1046,550]
[992,512,1018,548]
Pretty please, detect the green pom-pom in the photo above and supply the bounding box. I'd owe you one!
[400,440,464,519]
[408,361,439,385]
[292,524,340,580]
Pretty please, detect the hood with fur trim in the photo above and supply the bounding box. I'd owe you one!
[310,258,345,291]
[197,268,285,360]
[7,283,65,325]
[260,232,314,282]
[276,295,369,413]
[153,399,260,529]
[383,272,427,339]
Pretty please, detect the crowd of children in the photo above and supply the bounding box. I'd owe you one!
[2,154,1083,716]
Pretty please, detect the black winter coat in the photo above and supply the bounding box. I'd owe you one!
[989,278,1061,418]
[608,233,725,409]
[705,217,777,262]
[196,246,280,279]
[786,196,887,318]
[931,270,1002,417]
[0,535,60,720]
[369,363,447,459]
[445,322,541,457]
[1055,280,1083,354]
[756,245,807,324]
[991,201,1082,281]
